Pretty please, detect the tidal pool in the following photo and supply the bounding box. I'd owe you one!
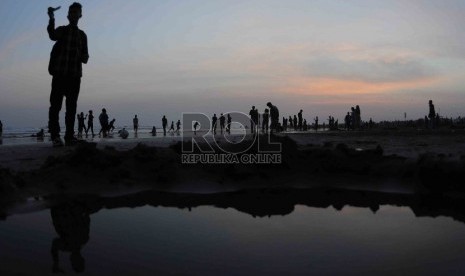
[1,202,465,275]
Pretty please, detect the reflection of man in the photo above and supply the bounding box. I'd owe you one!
[51,201,90,273]
[47,2,89,147]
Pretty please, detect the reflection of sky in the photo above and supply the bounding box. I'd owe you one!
[1,205,465,274]
[1,0,465,127]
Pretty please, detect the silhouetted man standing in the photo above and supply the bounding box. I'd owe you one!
[212,114,218,135]
[249,106,258,134]
[298,109,303,131]
[47,3,89,147]
[162,115,168,136]
[133,115,139,135]
[266,102,279,133]
[428,100,436,129]
[219,113,225,134]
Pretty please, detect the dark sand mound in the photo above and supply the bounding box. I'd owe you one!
[1,136,465,210]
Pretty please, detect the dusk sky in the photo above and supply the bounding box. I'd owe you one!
[1,0,465,128]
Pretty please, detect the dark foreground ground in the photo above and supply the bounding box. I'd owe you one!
[1,129,465,220]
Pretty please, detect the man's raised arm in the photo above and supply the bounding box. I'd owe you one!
[47,7,62,41]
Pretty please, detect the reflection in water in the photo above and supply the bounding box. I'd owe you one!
[2,188,465,275]
[51,201,90,273]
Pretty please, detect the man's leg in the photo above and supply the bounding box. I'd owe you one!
[64,77,81,141]
[48,76,65,139]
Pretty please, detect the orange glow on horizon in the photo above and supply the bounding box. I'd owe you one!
[282,77,441,96]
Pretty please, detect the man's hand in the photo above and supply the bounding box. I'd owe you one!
[47,6,61,20]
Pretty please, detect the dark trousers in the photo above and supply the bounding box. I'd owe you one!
[48,76,81,139]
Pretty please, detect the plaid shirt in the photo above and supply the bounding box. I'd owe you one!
[47,19,89,77]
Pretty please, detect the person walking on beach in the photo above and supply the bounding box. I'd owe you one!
[293,115,298,131]
[298,110,303,131]
[47,3,89,147]
[266,102,279,134]
[212,114,218,135]
[226,114,232,134]
[85,110,94,136]
[162,115,168,136]
[169,121,175,135]
[133,115,139,136]
[249,106,258,134]
[108,119,116,133]
[98,108,109,137]
[176,120,181,135]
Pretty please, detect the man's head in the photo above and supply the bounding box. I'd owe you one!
[267,102,272,108]
[67,2,82,25]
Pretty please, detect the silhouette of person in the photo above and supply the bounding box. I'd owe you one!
[47,2,89,147]
[119,127,129,139]
[162,115,168,136]
[298,109,303,131]
[314,116,319,131]
[266,102,279,133]
[108,118,116,132]
[50,201,90,273]
[176,120,181,135]
[226,114,232,134]
[133,115,139,135]
[345,112,351,130]
[193,121,199,135]
[293,115,298,131]
[85,110,94,136]
[428,100,436,129]
[249,106,258,134]
[262,108,269,133]
[355,105,361,129]
[303,119,307,131]
[98,108,109,137]
[350,107,356,130]
[219,113,226,134]
[212,114,218,135]
[77,112,87,136]
[289,116,293,129]
[169,121,175,135]
[151,126,157,136]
